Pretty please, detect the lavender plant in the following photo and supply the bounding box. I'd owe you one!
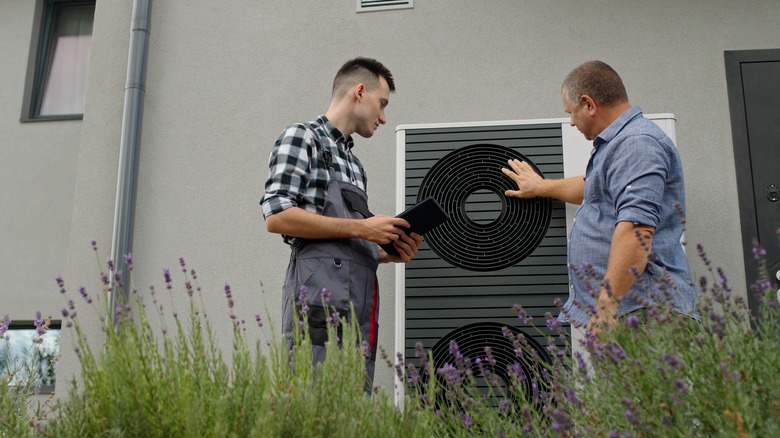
[8,242,436,437]
[397,241,780,437]
[0,313,56,436]
[4,238,779,437]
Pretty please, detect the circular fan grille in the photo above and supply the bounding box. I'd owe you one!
[427,322,552,409]
[418,144,552,271]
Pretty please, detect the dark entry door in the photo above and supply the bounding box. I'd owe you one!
[725,49,780,317]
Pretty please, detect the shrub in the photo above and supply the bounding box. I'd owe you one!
[397,241,780,437]
[3,240,779,436]
[3,243,436,437]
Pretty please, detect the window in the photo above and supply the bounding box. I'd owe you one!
[21,0,96,121]
[0,317,61,393]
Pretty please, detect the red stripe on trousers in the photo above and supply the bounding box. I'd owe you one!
[369,276,378,349]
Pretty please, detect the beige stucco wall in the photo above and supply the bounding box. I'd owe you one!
[0,1,81,321]
[4,0,779,395]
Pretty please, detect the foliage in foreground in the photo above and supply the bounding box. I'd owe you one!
[2,244,433,437]
[396,242,780,437]
[2,240,779,437]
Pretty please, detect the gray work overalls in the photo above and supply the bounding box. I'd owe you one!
[281,148,380,386]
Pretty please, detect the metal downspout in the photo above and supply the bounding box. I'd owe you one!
[109,0,151,316]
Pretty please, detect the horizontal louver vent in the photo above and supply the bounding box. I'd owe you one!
[357,0,413,13]
[401,122,569,364]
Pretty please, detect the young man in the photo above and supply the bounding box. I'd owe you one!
[502,60,699,332]
[261,57,422,385]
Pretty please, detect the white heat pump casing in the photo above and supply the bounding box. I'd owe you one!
[392,114,676,405]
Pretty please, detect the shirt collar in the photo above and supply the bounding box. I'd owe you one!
[593,105,643,149]
[317,115,354,150]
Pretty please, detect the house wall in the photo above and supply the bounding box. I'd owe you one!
[5,0,778,394]
[0,1,81,320]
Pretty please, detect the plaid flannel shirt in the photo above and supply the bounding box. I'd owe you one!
[261,115,367,218]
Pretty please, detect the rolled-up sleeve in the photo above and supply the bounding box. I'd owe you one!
[261,124,312,219]
[607,134,670,228]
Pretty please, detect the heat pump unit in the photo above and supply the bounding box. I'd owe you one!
[393,114,677,403]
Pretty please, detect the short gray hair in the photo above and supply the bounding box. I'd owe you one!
[562,60,628,106]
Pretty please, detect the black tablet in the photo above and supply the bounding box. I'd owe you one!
[380,197,449,256]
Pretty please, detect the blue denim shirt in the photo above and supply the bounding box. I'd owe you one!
[560,106,700,326]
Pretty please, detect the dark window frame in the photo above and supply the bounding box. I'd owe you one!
[20,0,96,122]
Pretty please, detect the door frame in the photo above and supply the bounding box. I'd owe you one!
[724,48,780,318]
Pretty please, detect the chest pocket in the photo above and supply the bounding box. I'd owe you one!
[341,190,373,218]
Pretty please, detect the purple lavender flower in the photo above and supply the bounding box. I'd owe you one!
[255,314,263,328]
[326,311,341,327]
[179,257,186,272]
[224,283,234,309]
[113,270,123,288]
[675,378,688,395]
[545,312,562,332]
[321,288,331,305]
[124,253,134,271]
[0,315,10,339]
[499,398,510,411]
[697,244,710,267]
[448,341,463,361]
[33,311,45,336]
[508,362,524,382]
[605,342,627,364]
[406,362,421,384]
[548,408,572,432]
[32,311,46,343]
[462,414,472,427]
[91,240,98,251]
[751,241,766,260]
[663,354,682,371]
[565,388,583,409]
[393,352,404,380]
[625,314,640,329]
[708,312,726,339]
[163,268,173,290]
[485,346,496,365]
[414,342,426,359]
[78,286,92,304]
[573,352,590,380]
[624,408,639,425]
[512,304,534,324]
[55,275,66,294]
[437,363,463,388]
[297,287,309,315]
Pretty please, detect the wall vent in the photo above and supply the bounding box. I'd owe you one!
[357,0,413,13]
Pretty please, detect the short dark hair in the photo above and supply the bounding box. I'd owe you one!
[562,60,628,106]
[332,57,395,97]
